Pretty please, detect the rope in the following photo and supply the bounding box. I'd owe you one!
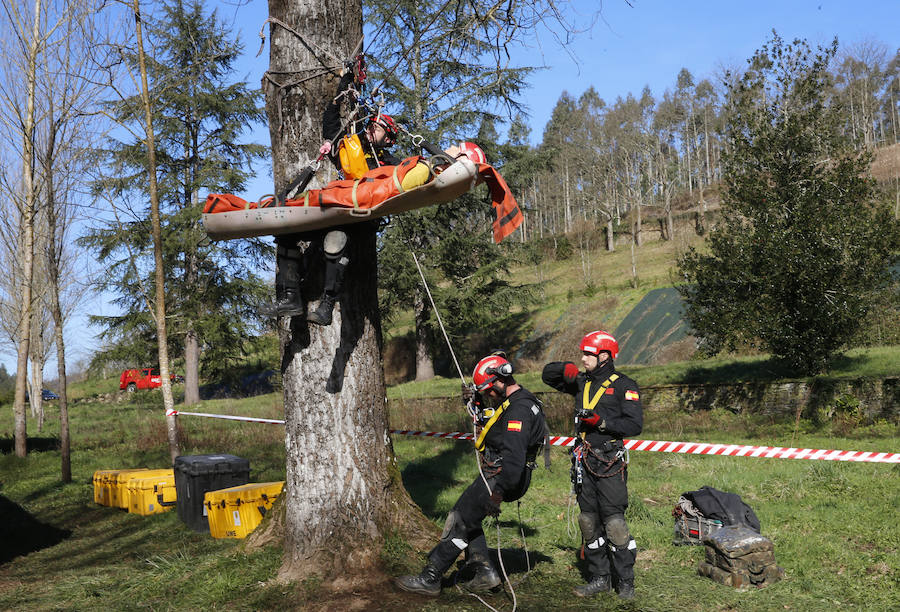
[407,243,465,384]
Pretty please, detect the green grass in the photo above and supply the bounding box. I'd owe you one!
[1,376,898,610]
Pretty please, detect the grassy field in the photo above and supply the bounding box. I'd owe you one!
[388,345,900,399]
[1,380,898,611]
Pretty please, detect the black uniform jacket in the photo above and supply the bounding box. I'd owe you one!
[542,360,643,448]
[322,91,400,171]
[478,387,546,499]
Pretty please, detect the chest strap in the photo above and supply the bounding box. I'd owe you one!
[579,375,618,440]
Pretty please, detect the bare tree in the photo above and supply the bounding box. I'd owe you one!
[0,0,47,457]
[35,0,100,481]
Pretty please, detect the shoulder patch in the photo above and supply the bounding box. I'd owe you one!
[531,404,539,415]
[604,387,615,395]
[507,420,522,432]
[625,390,639,401]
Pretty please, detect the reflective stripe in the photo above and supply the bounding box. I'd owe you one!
[587,537,605,550]
[451,538,468,550]
[611,538,637,552]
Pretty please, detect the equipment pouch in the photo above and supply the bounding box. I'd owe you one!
[339,133,369,179]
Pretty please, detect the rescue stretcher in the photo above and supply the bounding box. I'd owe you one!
[202,156,480,241]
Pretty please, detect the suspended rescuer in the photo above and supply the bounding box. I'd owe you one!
[262,66,400,324]
[395,353,548,597]
[542,331,643,600]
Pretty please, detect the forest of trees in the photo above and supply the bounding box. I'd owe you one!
[502,39,900,247]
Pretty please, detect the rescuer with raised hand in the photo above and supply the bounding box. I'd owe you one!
[542,330,643,600]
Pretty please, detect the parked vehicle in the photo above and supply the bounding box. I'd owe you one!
[119,368,183,392]
[25,388,59,401]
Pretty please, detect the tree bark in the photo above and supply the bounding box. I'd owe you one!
[133,0,180,463]
[265,0,433,585]
[13,0,44,458]
[413,289,435,381]
[183,328,200,405]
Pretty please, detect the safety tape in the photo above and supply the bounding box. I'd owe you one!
[388,430,900,463]
[165,411,899,464]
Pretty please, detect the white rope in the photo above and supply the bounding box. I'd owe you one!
[407,245,466,384]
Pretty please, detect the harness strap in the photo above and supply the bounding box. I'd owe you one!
[475,398,510,452]
[392,164,403,193]
[583,374,619,412]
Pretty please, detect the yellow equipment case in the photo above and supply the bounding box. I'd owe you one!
[93,468,148,507]
[204,481,284,539]
[126,470,177,516]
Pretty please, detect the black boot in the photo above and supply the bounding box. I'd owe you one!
[307,293,336,326]
[616,579,635,600]
[460,562,501,592]
[265,239,304,318]
[394,565,442,597]
[260,288,304,318]
[573,575,611,598]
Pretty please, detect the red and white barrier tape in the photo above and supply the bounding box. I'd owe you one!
[388,429,899,463]
[165,411,899,463]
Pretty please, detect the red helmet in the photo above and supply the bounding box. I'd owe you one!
[472,354,513,392]
[457,141,487,164]
[368,113,397,144]
[580,330,619,360]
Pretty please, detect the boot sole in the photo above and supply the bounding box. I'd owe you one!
[393,579,440,597]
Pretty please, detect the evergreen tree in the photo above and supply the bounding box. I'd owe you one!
[364,0,538,378]
[81,0,269,400]
[677,34,900,374]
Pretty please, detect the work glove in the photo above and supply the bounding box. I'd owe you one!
[563,362,579,384]
[461,383,473,402]
[576,408,604,429]
[485,490,503,517]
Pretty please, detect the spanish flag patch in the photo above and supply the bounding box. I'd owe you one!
[625,390,639,401]
[507,420,522,431]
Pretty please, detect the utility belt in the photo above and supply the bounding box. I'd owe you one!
[572,437,627,488]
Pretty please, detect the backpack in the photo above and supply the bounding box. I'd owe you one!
[682,486,761,532]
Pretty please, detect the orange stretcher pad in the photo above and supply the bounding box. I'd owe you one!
[202,156,522,243]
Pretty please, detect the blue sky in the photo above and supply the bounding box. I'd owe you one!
[11,0,898,379]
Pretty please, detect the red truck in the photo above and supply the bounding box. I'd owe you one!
[119,368,183,392]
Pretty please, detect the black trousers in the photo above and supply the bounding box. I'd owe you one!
[577,450,636,582]
[428,469,532,574]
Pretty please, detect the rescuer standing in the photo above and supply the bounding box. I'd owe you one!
[542,330,643,600]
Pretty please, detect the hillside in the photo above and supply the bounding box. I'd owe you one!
[384,143,900,381]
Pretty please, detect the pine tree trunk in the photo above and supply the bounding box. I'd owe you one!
[265,0,433,584]
[184,328,200,405]
[413,289,435,381]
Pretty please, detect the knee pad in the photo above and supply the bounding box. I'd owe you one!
[604,515,632,548]
[579,512,605,550]
[323,230,348,260]
[439,510,466,543]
